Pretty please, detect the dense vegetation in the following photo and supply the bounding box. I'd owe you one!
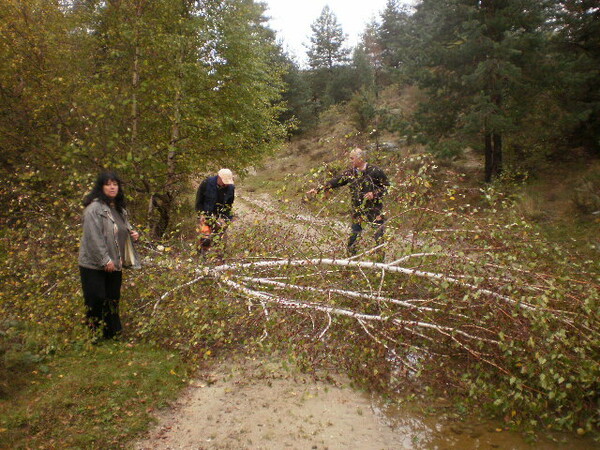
[1,0,286,237]
[288,0,600,178]
[1,0,599,446]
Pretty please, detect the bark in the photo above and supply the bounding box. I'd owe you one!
[150,192,173,238]
[484,132,493,182]
[484,130,502,182]
[130,3,142,149]
[212,257,538,311]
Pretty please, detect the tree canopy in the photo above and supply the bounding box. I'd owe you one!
[0,0,287,236]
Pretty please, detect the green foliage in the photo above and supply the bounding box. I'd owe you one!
[279,57,318,135]
[365,0,599,179]
[551,1,600,154]
[349,91,376,133]
[2,137,599,440]
[287,150,600,435]
[299,5,377,119]
[427,139,464,160]
[0,0,287,237]
[406,0,554,181]
[378,0,414,81]
[2,0,600,442]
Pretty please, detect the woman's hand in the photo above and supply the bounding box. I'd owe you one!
[105,260,116,272]
[130,230,139,241]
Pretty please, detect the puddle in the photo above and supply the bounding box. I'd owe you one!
[373,396,596,449]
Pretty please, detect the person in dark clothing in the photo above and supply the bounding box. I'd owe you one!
[194,168,235,253]
[78,171,141,340]
[307,148,389,255]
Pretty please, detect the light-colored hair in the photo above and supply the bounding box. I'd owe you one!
[349,148,365,160]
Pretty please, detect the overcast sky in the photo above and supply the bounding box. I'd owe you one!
[262,0,415,66]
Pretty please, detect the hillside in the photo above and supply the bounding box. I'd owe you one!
[2,87,598,448]
[253,86,600,257]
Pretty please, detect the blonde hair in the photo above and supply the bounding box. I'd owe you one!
[349,148,365,160]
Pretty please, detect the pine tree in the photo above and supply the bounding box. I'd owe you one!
[306,6,350,70]
[552,0,600,154]
[279,54,317,135]
[411,0,553,181]
[378,0,413,72]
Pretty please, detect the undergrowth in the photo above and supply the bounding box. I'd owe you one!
[1,150,599,446]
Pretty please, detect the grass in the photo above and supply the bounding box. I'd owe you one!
[0,339,189,449]
[513,160,600,258]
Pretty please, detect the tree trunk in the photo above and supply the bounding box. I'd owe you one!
[149,20,185,239]
[153,47,183,239]
[150,193,173,238]
[130,4,142,149]
[492,132,502,177]
[484,131,503,183]
[484,132,493,182]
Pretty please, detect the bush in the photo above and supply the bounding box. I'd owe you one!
[572,171,600,215]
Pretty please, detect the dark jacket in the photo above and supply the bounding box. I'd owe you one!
[325,164,389,218]
[195,176,235,220]
[78,199,141,271]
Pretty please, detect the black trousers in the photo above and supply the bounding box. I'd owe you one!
[348,208,385,255]
[79,266,123,339]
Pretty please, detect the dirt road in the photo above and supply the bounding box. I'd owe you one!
[135,356,406,449]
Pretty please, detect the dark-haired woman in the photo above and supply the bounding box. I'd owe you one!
[78,171,140,340]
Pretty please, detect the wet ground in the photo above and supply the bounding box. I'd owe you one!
[135,356,594,449]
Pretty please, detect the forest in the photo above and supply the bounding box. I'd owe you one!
[1,0,599,447]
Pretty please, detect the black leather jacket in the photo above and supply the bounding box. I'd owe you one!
[324,164,389,217]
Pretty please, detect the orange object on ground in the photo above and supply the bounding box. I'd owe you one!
[200,224,211,236]
[198,224,212,251]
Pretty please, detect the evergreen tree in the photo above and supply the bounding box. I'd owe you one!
[361,20,384,72]
[552,0,600,154]
[352,46,376,92]
[378,0,413,77]
[306,6,350,70]
[411,0,553,181]
[279,55,317,135]
[304,6,355,112]
[359,20,385,89]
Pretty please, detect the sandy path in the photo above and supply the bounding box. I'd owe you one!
[135,356,405,450]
